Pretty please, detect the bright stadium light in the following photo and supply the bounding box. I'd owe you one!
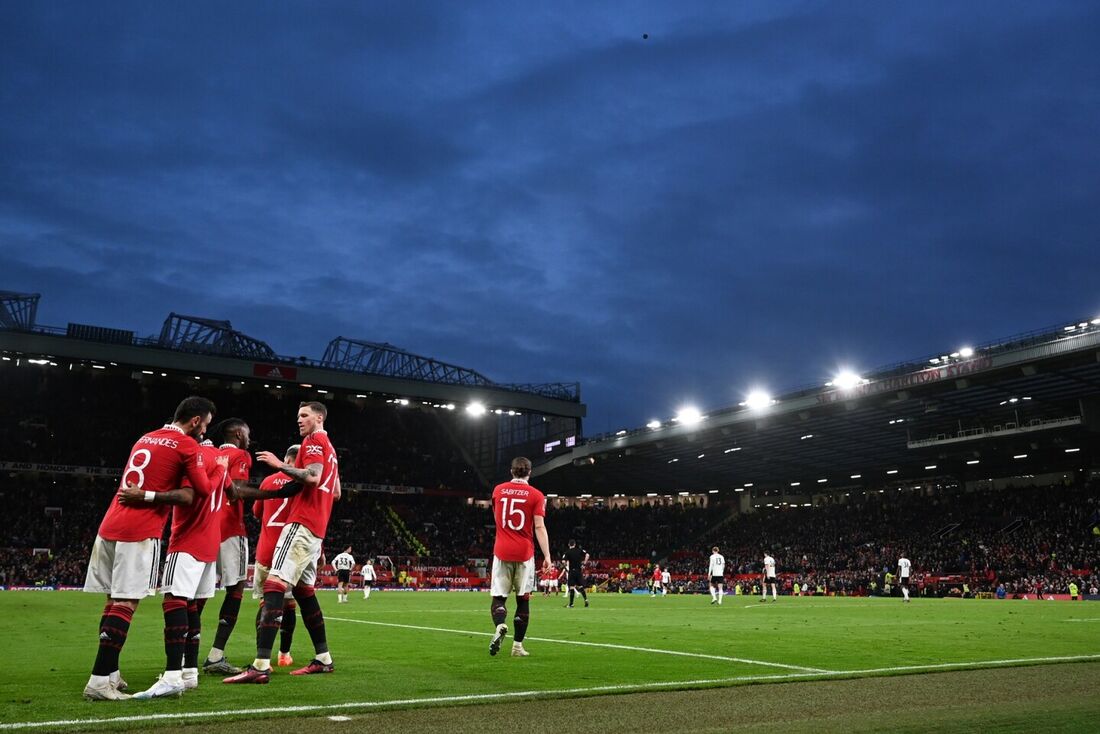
[833,370,862,390]
[744,390,772,411]
[646,420,661,429]
[958,346,974,358]
[675,406,703,426]
[466,402,486,417]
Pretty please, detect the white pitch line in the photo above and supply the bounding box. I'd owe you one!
[326,616,829,673]
[1064,619,1100,623]
[5,654,1100,731]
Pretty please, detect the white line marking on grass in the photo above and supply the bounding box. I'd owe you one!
[6,654,1100,731]
[326,616,828,673]
[1064,619,1100,622]
[835,654,1100,675]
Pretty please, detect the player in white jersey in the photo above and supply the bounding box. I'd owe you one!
[898,555,912,602]
[708,547,725,605]
[332,547,355,603]
[761,552,778,602]
[361,558,377,600]
[660,569,671,596]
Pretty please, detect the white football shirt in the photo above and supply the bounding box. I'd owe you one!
[362,563,376,581]
[708,553,725,576]
[763,554,776,578]
[661,570,671,584]
[332,552,355,571]
[898,557,911,578]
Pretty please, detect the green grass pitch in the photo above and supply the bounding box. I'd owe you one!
[2,591,1099,732]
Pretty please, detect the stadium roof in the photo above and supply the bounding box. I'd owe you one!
[0,291,584,419]
[535,317,1100,495]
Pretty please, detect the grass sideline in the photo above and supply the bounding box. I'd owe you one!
[2,591,1098,731]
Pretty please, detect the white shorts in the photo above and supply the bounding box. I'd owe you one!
[270,523,320,587]
[252,563,296,600]
[218,536,249,588]
[490,556,535,597]
[83,536,161,600]
[161,552,217,599]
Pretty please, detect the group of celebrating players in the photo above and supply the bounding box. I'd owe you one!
[83,396,342,700]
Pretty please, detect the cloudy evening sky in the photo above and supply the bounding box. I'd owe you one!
[2,2,1099,432]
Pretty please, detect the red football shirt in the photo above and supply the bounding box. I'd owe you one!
[218,445,252,541]
[285,430,339,539]
[168,444,228,562]
[491,479,546,562]
[98,425,211,542]
[653,569,662,582]
[253,472,293,567]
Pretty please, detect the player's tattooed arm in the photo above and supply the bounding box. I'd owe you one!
[117,482,195,506]
[255,450,322,486]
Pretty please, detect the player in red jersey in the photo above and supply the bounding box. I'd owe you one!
[81,396,220,701]
[202,418,254,675]
[224,401,341,683]
[124,438,229,698]
[651,565,663,596]
[252,444,301,667]
[488,457,552,658]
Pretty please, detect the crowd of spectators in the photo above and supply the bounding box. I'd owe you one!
[704,482,1100,596]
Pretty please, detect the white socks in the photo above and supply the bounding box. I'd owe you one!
[316,651,333,665]
[208,647,224,662]
[902,588,909,600]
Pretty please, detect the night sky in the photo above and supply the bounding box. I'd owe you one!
[2,3,1098,433]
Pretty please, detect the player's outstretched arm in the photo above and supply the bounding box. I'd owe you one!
[229,480,305,502]
[117,482,196,506]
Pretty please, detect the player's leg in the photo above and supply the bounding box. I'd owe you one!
[511,594,531,657]
[489,557,514,656]
[207,537,248,672]
[183,598,205,688]
[183,562,216,688]
[575,579,589,606]
[286,539,333,674]
[88,596,138,700]
[85,537,159,700]
[510,559,535,656]
[225,524,307,682]
[717,583,724,604]
[278,598,297,666]
[136,550,209,699]
[902,580,910,602]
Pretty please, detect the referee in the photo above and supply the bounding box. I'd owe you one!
[562,540,589,608]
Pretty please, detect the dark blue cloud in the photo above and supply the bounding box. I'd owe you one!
[1,2,1098,432]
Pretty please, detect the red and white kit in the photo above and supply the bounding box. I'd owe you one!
[217,444,253,587]
[161,443,229,599]
[489,478,546,597]
[270,430,339,587]
[84,425,211,599]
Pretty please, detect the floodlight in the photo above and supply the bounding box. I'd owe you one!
[675,407,703,426]
[833,370,862,390]
[958,346,974,358]
[744,390,772,410]
[646,420,661,429]
[466,402,486,416]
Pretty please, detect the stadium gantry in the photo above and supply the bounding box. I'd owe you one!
[535,316,1100,498]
